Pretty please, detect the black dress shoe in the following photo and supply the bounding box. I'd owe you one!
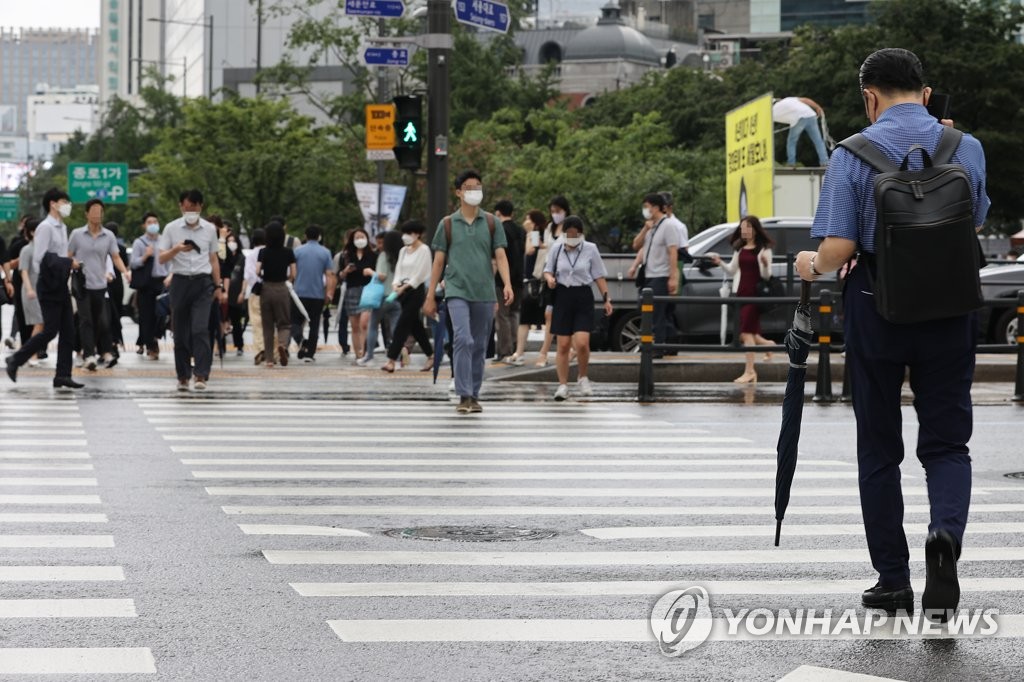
[53,376,85,389]
[923,529,961,622]
[862,582,914,613]
[5,357,17,383]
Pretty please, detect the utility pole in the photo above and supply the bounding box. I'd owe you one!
[426,0,451,239]
[376,18,388,236]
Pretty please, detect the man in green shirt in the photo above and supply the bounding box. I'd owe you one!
[425,170,514,414]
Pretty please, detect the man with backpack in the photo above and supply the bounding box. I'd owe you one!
[796,48,989,621]
[424,170,514,414]
[493,200,525,364]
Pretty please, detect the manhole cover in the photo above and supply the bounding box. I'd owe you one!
[1004,472,1024,480]
[383,526,557,542]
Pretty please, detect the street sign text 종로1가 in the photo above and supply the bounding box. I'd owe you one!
[68,162,129,204]
[454,0,510,33]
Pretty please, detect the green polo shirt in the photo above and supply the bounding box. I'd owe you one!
[432,210,508,302]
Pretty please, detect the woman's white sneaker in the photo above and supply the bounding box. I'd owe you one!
[554,384,569,401]
[577,377,594,396]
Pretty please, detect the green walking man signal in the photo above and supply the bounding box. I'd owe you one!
[392,95,423,170]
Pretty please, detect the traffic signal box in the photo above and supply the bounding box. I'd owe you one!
[392,95,423,170]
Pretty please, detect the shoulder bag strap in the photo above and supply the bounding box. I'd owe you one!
[932,126,964,165]
[837,133,898,173]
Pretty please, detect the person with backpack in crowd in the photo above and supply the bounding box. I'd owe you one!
[293,224,336,363]
[795,48,990,621]
[129,212,168,360]
[424,170,514,414]
[255,221,296,368]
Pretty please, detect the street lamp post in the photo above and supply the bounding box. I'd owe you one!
[147,15,214,97]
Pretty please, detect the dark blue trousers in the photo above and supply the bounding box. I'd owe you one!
[844,264,975,588]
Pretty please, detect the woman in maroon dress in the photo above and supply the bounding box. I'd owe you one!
[710,215,775,383]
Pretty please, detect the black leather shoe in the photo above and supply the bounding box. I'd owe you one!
[53,376,85,389]
[862,582,914,613]
[5,357,17,383]
[923,529,961,622]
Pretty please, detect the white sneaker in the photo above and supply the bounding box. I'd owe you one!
[577,377,594,396]
[447,379,456,393]
[508,354,525,366]
[554,384,569,401]
[85,355,98,371]
[355,356,371,366]
[27,358,39,367]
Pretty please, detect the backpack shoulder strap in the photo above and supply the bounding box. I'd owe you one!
[485,212,496,240]
[444,216,452,249]
[932,126,964,165]
[837,133,898,173]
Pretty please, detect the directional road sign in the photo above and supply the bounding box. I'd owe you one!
[363,48,410,67]
[454,0,510,34]
[344,0,404,18]
[0,194,19,221]
[68,162,129,204]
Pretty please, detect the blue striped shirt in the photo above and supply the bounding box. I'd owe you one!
[811,103,990,252]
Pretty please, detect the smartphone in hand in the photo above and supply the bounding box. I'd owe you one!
[926,93,951,121]
[182,239,201,253]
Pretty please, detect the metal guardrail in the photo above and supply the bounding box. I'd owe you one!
[637,288,1024,403]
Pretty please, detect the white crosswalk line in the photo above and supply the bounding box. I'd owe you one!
[222,502,1024,516]
[153,419,662,429]
[206,486,916,498]
[327,615,1024,642]
[0,513,108,523]
[0,535,114,548]
[292,577,1024,597]
[168,434,749,444]
[581,521,1024,539]
[0,495,102,505]
[194,470,850,480]
[183,458,852,467]
[0,477,98,487]
[237,524,370,537]
[174,445,777,455]
[0,648,156,674]
[779,665,905,681]
[0,440,88,447]
[263,546,1024,566]
[0,463,94,471]
[0,566,125,582]
[0,452,90,459]
[159,425,706,435]
[0,599,137,618]
[0,430,86,435]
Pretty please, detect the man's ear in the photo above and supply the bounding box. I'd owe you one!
[922,86,933,106]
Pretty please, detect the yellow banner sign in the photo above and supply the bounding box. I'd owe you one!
[725,94,774,222]
[365,104,396,151]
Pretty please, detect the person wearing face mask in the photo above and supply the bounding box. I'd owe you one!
[543,216,613,401]
[158,189,226,391]
[292,224,336,362]
[340,228,377,363]
[129,212,169,360]
[381,221,434,373]
[362,230,403,366]
[627,193,680,352]
[533,196,570,367]
[424,170,514,414]
[5,188,85,389]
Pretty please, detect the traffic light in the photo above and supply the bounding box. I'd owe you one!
[392,95,423,171]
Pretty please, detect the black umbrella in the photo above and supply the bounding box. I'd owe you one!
[774,280,814,546]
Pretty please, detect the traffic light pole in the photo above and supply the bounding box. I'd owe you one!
[426,0,451,239]
[376,18,388,235]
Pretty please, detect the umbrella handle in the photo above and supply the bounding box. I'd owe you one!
[774,519,782,547]
[799,280,812,308]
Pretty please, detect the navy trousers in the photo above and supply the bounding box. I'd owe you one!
[844,264,975,588]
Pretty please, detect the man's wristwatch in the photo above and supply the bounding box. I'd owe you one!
[216,283,225,290]
[810,256,822,277]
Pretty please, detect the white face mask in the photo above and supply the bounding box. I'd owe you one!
[354,238,368,249]
[227,241,238,252]
[58,202,72,218]
[146,223,160,235]
[183,212,200,226]
[564,236,583,247]
[551,212,565,225]
[642,207,652,220]
[401,234,415,246]
[463,189,483,207]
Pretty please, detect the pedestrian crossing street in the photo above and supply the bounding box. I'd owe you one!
[139,397,1024,665]
[0,397,157,676]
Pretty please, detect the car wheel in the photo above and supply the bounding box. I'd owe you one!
[610,311,643,352]
[995,308,1018,346]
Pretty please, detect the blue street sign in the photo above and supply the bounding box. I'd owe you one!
[363,48,410,67]
[344,0,405,18]
[454,0,510,33]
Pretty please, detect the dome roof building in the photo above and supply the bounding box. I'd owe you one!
[564,2,661,65]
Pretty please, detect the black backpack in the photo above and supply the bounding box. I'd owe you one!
[838,127,982,324]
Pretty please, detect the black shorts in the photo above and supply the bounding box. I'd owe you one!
[550,285,594,336]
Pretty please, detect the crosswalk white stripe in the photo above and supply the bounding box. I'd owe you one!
[0,648,156,674]
[0,430,86,435]
[0,513,107,523]
[327,615,1024,642]
[0,535,114,548]
[194,470,850,481]
[0,566,124,582]
[183,458,852,468]
[173,446,777,455]
[141,406,620,415]
[139,400,621,409]
[205,486,917,498]
[0,477,98,487]
[151,419,660,428]
[780,665,904,681]
[0,452,90,460]
[157,425,704,434]
[0,463,94,471]
[237,524,370,537]
[167,435,750,444]
[581,522,1024,539]
[292,577,1024,597]
[0,495,101,505]
[263,547,1024,566]
[0,440,88,447]
[0,599,137,618]
[222,503,1024,516]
